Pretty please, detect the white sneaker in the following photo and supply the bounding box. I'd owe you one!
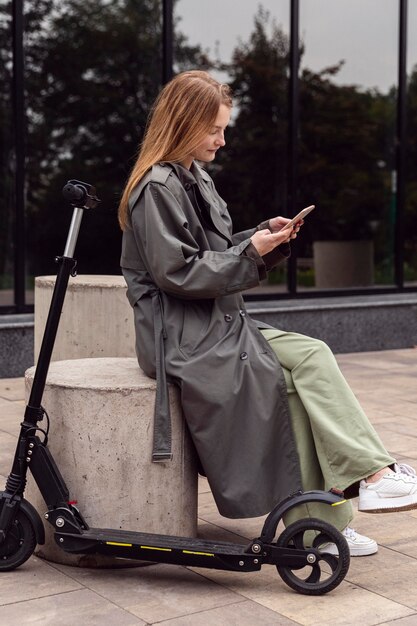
[358,463,417,513]
[321,527,378,557]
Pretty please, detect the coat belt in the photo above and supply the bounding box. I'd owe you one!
[150,290,172,462]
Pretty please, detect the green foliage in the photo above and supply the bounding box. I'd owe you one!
[0,1,14,278]
[299,67,396,242]
[405,63,417,271]
[212,8,289,232]
[208,5,401,281]
[206,7,417,284]
[24,0,164,275]
[1,3,417,287]
[1,0,206,279]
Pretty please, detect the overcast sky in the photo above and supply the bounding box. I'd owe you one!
[176,0,417,93]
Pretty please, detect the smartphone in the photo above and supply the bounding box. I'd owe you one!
[282,205,315,230]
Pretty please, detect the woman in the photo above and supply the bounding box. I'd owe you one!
[119,70,417,557]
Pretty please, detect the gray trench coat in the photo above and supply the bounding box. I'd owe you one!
[121,161,302,518]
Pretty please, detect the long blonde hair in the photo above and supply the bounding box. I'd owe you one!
[118,70,232,229]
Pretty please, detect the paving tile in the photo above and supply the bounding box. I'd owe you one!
[0,350,417,625]
[0,399,25,435]
[198,475,210,495]
[337,349,417,370]
[51,562,245,623]
[198,490,271,540]
[189,566,414,626]
[349,555,417,610]
[0,430,19,475]
[0,556,82,605]
[158,599,299,625]
[364,398,417,419]
[346,543,415,577]
[382,538,417,560]
[378,416,417,437]
[0,588,146,625]
[372,432,417,457]
[381,615,417,625]
[197,521,250,546]
[0,377,25,401]
[350,507,417,551]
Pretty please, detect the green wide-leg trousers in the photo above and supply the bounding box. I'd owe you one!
[261,329,395,531]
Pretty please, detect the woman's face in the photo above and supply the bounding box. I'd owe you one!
[183,103,231,169]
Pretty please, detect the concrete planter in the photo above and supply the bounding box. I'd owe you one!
[34,275,135,363]
[313,240,374,289]
[25,357,198,567]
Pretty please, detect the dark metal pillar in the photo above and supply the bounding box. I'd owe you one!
[395,0,407,288]
[162,0,173,84]
[12,0,26,311]
[287,0,300,294]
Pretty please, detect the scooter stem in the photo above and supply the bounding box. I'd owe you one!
[4,182,99,497]
[26,254,77,412]
[64,207,84,258]
[26,181,100,414]
[27,206,85,408]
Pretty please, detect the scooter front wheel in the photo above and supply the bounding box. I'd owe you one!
[276,517,350,595]
[0,509,36,571]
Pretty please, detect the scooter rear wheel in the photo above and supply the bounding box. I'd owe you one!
[0,509,36,571]
[276,517,350,595]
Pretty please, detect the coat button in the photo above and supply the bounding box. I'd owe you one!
[224,314,232,322]
[240,352,248,360]
[239,310,246,317]
[184,182,191,190]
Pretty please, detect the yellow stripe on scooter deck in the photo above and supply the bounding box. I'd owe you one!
[331,500,347,506]
[86,528,246,554]
[106,542,213,555]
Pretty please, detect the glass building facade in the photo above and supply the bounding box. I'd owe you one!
[1,0,416,313]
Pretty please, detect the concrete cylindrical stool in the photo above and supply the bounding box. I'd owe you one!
[34,275,135,362]
[25,357,198,567]
[313,241,374,288]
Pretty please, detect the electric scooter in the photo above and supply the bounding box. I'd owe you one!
[0,181,350,595]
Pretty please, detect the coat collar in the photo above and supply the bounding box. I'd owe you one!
[165,161,212,188]
[164,162,231,244]
[130,161,232,244]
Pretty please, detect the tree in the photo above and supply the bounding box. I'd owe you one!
[211,8,290,232]
[210,7,397,278]
[23,0,164,275]
[405,63,417,273]
[6,0,204,278]
[0,0,14,285]
[298,65,395,245]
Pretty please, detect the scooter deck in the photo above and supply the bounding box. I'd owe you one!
[92,527,246,553]
[56,526,265,571]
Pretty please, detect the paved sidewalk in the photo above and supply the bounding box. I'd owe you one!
[1,349,417,625]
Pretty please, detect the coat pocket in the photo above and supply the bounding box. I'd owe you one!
[179,300,212,359]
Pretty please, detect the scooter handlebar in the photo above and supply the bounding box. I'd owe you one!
[62,180,100,209]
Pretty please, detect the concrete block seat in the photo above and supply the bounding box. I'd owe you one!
[25,357,198,567]
[34,275,136,362]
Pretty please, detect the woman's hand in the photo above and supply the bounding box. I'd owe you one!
[250,216,303,257]
[251,228,292,256]
[269,216,304,234]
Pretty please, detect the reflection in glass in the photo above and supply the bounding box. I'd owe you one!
[175,1,290,294]
[0,4,14,307]
[405,1,417,287]
[22,0,167,284]
[298,0,398,290]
